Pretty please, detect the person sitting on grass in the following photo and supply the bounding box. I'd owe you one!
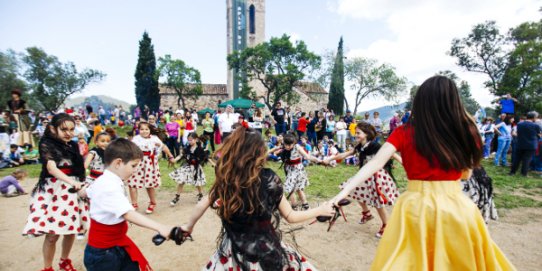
[23,144,40,164]
[7,144,24,167]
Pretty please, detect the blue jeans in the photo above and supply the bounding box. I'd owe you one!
[84,245,139,271]
[274,123,287,136]
[494,137,511,166]
[483,135,493,158]
[307,131,317,146]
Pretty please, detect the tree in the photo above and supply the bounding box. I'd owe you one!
[437,71,480,115]
[406,71,480,114]
[450,18,542,115]
[22,47,105,113]
[500,20,542,114]
[345,57,407,115]
[404,85,418,111]
[0,50,27,110]
[449,21,509,93]
[157,55,202,110]
[327,37,345,115]
[134,32,160,114]
[227,34,321,108]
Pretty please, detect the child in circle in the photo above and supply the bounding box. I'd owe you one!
[81,138,174,271]
[169,132,208,205]
[333,76,515,270]
[22,113,89,271]
[274,133,323,210]
[325,122,401,238]
[127,122,174,214]
[180,127,335,271]
[84,132,111,186]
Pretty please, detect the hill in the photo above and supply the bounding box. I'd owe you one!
[356,102,406,123]
[64,95,133,111]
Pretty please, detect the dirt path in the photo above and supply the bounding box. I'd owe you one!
[1,180,540,270]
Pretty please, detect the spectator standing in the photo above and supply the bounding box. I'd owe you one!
[510,112,542,176]
[494,116,512,166]
[296,112,309,138]
[218,105,238,141]
[493,93,519,115]
[335,116,348,151]
[271,102,287,135]
[369,111,383,142]
[480,118,495,159]
[389,113,400,135]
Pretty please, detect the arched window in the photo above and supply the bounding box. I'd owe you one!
[249,5,256,34]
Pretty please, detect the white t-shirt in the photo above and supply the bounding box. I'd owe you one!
[86,170,133,225]
[218,112,239,133]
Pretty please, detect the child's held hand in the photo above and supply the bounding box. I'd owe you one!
[158,225,173,240]
[318,201,336,218]
[181,224,193,234]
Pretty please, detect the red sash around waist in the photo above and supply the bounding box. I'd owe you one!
[59,168,74,175]
[88,219,152,271]
[89,170,103,179]
[285,158,302,165]
[142,151,156,169]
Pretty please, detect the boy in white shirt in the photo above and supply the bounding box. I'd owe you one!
[81,138,173,271]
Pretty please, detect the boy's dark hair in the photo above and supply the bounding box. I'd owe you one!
[104,138,143,165]
[93,120,101,126]
[10,144,18,149]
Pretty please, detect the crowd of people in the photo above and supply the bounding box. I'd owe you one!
[3,76,540,270]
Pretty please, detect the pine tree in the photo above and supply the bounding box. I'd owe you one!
[134,31,160,115]
[327,37,345,115]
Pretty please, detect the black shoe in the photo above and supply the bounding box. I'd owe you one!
[196,193,203,202]
[508,172,515,176]
[301,203,310,210]
[170,194,180,206]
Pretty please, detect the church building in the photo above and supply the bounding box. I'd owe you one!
[159,0,328,112]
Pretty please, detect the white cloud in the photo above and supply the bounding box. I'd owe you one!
[333,0,541,109]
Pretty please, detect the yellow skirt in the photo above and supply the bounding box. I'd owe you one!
[370,180,516,271]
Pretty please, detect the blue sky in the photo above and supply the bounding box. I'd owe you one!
[1,0,539,110]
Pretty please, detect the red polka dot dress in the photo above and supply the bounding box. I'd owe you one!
[339,141,399,208]
[127,135,163,189]
[23,137,89,236]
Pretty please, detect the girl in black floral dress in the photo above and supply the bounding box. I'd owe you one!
[180,127,335,271]
[22,113,89,271]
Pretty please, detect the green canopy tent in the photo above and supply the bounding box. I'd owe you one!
[196,107,216,115]
[218,98,265,109]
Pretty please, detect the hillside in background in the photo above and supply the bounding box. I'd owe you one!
[64,95,133,112]
[356,102,406,123]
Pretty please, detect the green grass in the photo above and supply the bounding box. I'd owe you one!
[1,125,541,209]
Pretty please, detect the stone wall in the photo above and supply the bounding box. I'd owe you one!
[159,85,229,111]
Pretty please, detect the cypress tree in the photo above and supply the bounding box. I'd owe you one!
[327,37,345,115]
[134,31,160,115]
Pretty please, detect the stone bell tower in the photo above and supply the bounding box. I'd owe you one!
[226,0,265,99]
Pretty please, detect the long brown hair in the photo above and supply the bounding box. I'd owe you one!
[209,127,268,222]
[410,75,482,171]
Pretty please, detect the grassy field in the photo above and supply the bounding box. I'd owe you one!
[1,125,541,209]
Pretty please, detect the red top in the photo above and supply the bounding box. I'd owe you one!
[185,120,194,130]
[297,117,308,132]
[386,125,462,180]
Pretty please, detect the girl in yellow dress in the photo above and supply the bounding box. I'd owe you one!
[334,75,516,270]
